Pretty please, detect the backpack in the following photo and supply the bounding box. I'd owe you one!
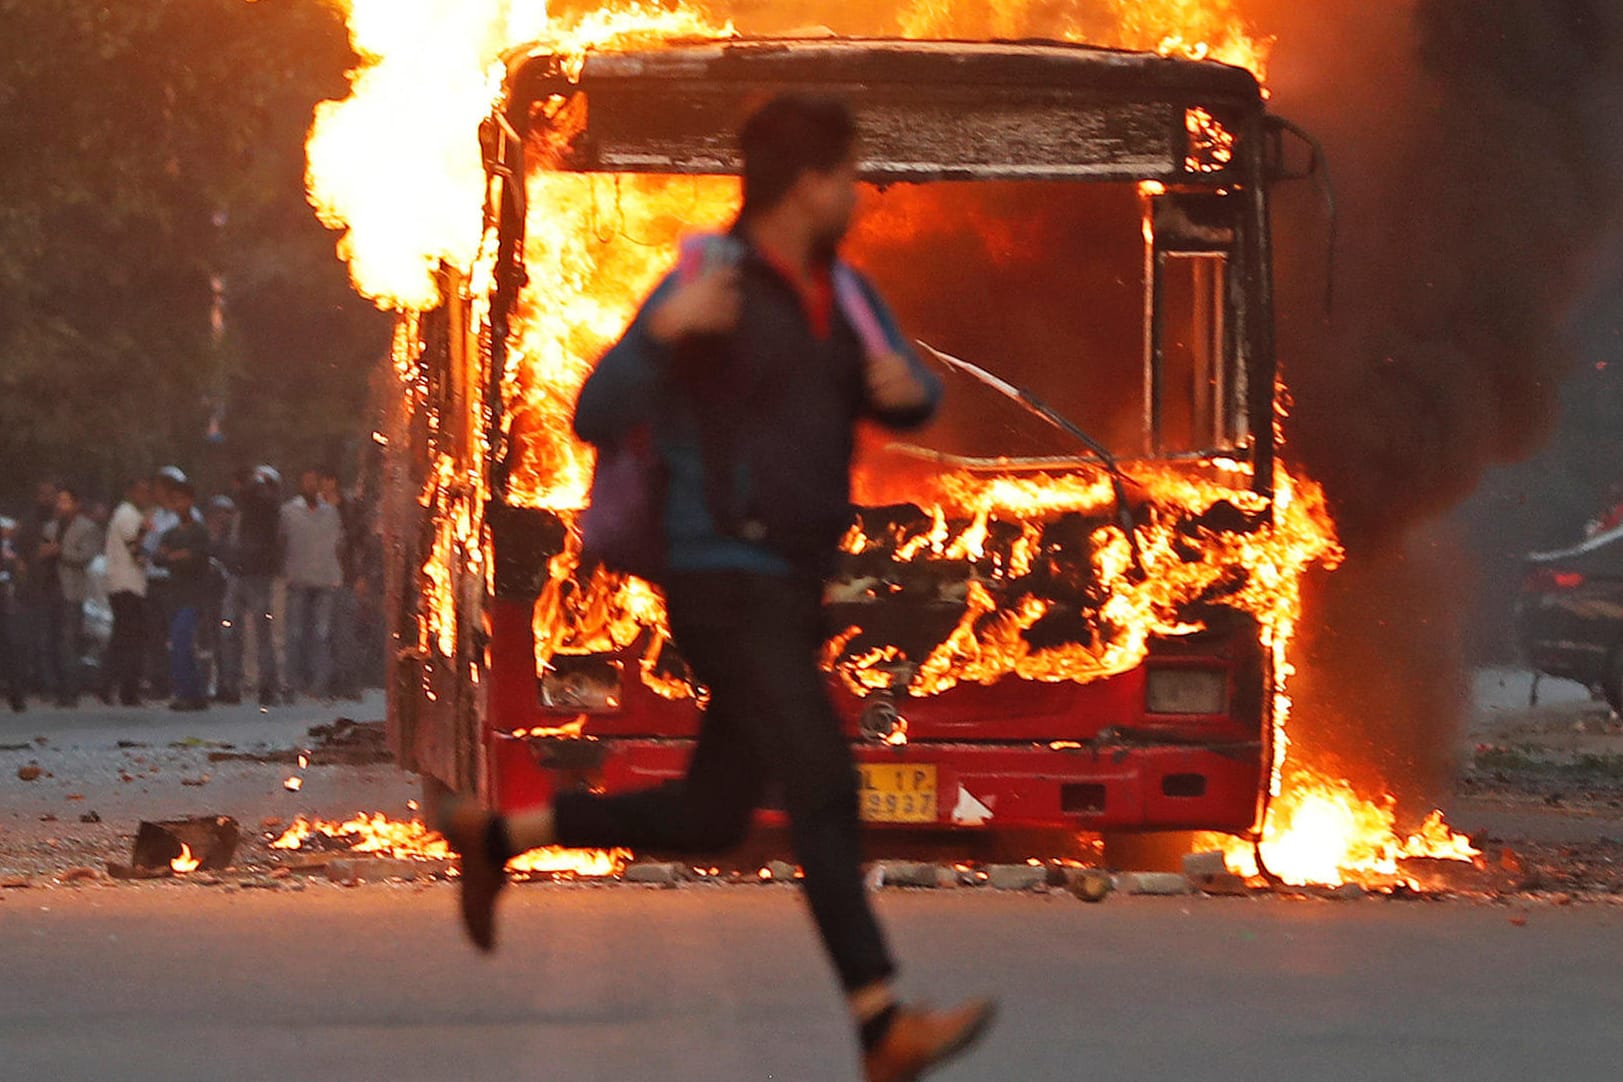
[579,233,892,584]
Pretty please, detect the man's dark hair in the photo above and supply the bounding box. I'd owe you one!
[740,94,857,216]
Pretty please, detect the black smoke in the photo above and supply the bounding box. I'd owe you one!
[1260,0,1623,804]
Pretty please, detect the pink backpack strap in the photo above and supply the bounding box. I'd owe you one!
[832,263,892,359]
[677,232,724,283]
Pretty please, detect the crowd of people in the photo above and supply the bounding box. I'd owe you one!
[0,465,384,713]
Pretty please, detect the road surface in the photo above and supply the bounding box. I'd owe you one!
[3,884,1621,1081]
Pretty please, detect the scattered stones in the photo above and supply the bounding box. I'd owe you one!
[1,877,34,890]
[1066,869,1114,903]
[325,857,450,883]
[1399,857,1503,896]
[106,863,171,881]
[1114,872,1192,896]
[1191,872,1252,896]
[79,811,102,824]
[57,867,100,884]
[766,860,800,882]
[1274,882,1366,901]
[986,864,1048,891]
[623,862,687,886]
[17,764,42,782]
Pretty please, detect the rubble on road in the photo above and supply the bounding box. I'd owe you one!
[624,862,687,886]
[325,857,452,884]
[207,718,391,767]
[130,817,241,873]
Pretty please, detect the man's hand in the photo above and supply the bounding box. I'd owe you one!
[866,350,933,413]
[646,267,742,345]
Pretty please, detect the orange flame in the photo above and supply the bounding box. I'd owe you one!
[1203,779,1479,888]
[170,843,201,875]
[270,812,630,877]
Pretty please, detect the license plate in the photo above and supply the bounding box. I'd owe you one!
[858,764,938,824]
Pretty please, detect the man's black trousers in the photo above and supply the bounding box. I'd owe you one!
[106,591,146,703]
[554,571,896,993]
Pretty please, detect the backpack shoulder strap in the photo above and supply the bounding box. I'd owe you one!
[831,263,892,359]
[677,232,734,283]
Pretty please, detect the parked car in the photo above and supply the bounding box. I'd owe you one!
[1516,525,1623,710]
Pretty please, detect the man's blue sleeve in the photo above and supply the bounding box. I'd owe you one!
[857,273,943,432]
[572,273,680,448]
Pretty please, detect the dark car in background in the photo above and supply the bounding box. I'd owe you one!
[1517,526,1623,710]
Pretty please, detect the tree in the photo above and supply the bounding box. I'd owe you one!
[0,0,389,506]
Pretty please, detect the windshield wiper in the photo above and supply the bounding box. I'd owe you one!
[916,341,1146,580]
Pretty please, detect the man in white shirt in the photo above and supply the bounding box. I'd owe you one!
[103,478,153,706]
[141,466,199,700]
[279,469,343,699]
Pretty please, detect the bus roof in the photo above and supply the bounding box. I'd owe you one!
[505,37,1267,185]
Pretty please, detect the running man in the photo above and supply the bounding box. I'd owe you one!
[442,94,994,1082]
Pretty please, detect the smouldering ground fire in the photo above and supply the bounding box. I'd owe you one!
[302,0,1478,887]
[271,814,631,878]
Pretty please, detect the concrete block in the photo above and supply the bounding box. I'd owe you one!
[623,862,686,885]
[326,857,449,883]
[1182,850,1230,878]
[875,862,938,888]
[1114,871,1193,896]
[986,864,1048,891]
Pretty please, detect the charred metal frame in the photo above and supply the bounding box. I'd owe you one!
[481,38,1287,498]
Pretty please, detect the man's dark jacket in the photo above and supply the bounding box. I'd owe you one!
[573,236,941,576]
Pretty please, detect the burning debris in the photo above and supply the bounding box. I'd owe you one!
[105,817,242,880]
[269,813,631,879]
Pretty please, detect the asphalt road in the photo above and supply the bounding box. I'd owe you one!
[3,885,1621,1082]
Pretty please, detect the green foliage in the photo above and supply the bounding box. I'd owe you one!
[0,0,390,505]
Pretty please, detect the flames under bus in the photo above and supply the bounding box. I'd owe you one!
[386,38,1328,852]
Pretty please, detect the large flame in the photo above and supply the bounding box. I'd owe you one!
[305,0,1471,888]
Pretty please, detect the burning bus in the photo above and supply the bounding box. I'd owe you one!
[381,35,1344,855]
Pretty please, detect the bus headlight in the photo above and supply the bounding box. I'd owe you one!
[540,656,623,713]
[1145,668,1228,716]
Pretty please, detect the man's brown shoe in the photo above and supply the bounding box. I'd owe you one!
[863,999,997,1082]
[437,800,507,952]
